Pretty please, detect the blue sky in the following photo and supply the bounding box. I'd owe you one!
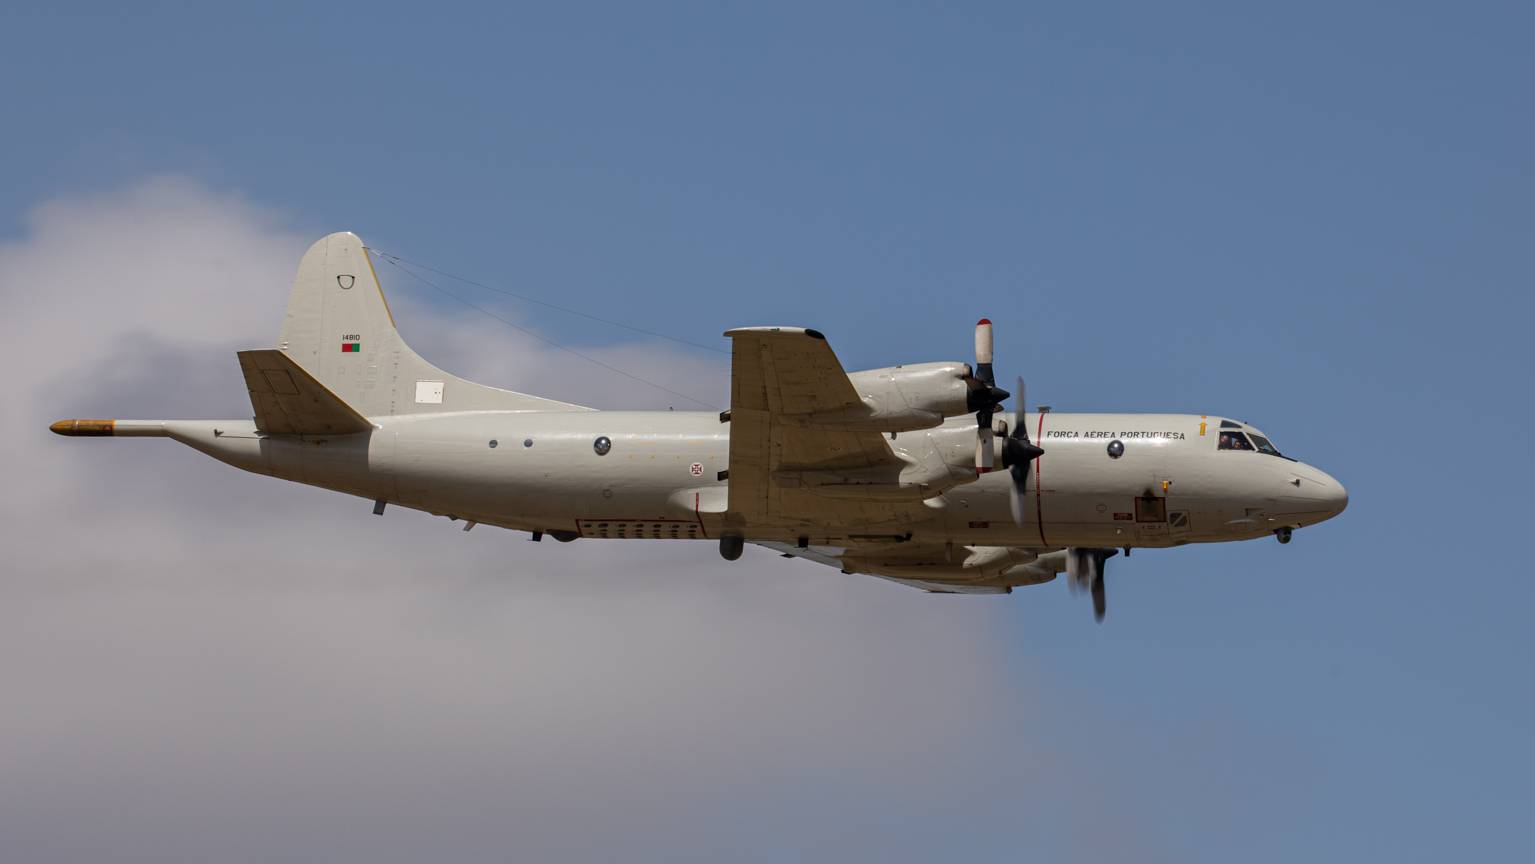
[2,3,1531,861]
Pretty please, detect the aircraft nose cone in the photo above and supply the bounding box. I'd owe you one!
[1323,473,1348,516]
[1310,468,1348,517]
[1282,465,1348,523]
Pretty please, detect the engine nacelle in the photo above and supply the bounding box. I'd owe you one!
[795,362,973,432]
[845,546,1049,584]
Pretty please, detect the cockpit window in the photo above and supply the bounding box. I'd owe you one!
[1247,433,1283,457]
[1218,431,1254,451]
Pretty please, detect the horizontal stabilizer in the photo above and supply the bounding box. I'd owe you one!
[238,349,373,436]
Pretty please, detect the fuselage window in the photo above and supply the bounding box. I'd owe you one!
[1218,431,1255,451]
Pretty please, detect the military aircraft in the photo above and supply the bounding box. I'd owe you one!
[52,232,1347,620]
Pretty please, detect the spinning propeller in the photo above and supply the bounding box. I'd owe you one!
[1067,548,1119,622]
[966,319,1044,526]
[968,319,1009,473]
[968,320,1111,622]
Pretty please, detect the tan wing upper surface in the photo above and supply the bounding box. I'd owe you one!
[724,327,906,527]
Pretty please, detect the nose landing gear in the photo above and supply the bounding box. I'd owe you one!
[1275,527,1293,544]
[720,533,745,561]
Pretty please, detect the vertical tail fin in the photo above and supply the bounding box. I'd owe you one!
[277,232,591,417]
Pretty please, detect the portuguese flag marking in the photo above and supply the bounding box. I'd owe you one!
[341,342,361,353]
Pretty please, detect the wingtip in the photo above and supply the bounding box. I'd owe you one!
[723,326,826,340]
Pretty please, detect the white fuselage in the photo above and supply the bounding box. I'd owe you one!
[160,409,1347,550]
[55,232,1349,599]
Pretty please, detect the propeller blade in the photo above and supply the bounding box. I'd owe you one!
[1007,468,1027,526]
[976,426,995,473]
[1013,375,1037,451]
[971,318,1007,473]
[1065,548,1118,621]
[997,375,1045,527]
[1066,548,1086,594]
[974,318,994,385]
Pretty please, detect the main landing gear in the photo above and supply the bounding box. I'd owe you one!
[1275,527,1293,544]
[720,533,745,561]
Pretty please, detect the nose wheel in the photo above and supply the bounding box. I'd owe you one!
[720,533,745,561]
[1275,527,1293,544]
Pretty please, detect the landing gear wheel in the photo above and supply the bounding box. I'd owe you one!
[1275,527,1293,544]
[719,534,745,561]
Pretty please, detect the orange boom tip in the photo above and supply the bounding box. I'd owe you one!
[50,419,116,436]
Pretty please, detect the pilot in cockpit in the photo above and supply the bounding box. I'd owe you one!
[1217,422,1290,456]
[1219,431,1254,451]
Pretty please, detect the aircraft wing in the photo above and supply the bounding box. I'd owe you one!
[724,327,908,528]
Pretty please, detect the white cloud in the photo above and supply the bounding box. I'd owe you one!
[0,178,1164,862]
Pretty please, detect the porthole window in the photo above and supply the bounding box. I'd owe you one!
[1107,439,1124,459]
[523,438,533,448]
[488,439,498,449]
[593,435,612,456]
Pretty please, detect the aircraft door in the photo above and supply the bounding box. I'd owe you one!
[1134,492,1168,541]
[1133,462,1176,543]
